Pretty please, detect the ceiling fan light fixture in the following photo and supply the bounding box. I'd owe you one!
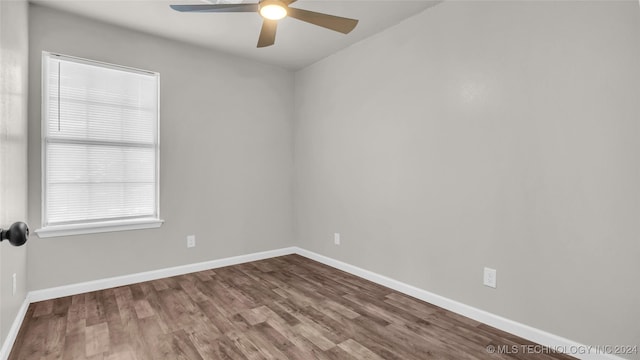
[170,1,359,48]
[259,1,287,20]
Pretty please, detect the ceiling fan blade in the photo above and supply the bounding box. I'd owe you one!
[287,7,358,34]
[257,20,278,48]
[170,4,259,13]
[284,0,298,4]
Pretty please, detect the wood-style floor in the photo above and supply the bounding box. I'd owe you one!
[9,255,575,360]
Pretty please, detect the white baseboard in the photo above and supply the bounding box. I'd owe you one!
[0,296,30,360]
[29,247,297,302]
[294,247,625,360]
[2,246,625,360]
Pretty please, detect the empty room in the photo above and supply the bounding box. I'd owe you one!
[1,0,639,359]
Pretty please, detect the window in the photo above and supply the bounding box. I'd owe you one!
[37,52,162,238]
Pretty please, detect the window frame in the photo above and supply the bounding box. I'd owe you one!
[36,52,163,238]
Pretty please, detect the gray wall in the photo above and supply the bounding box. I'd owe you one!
[0,0,29,345]
[294,0,640,354]
[27,5,295,290]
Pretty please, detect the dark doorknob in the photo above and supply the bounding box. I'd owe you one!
[0,222,29,246]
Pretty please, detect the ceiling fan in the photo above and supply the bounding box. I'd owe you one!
[170,0,359,48]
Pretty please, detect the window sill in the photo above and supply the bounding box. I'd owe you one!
[35,218,164,238]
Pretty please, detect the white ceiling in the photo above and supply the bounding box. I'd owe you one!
[30,0,440,69]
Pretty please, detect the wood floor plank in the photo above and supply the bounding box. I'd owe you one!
[166,329,205,360]
[114,286,152,360]
[9,255,577,360]
[44,315,66,360]
[293,322,336,351]
[84,291,106,327]
[32,300,53,318]
[338,339,385,360]
[85,322,109,357]
[61,330,86,360]
[251,321,304,359]
[225,329,265,360]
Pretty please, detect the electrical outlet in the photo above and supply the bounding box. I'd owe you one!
[187,235,196,248]
[12,273,17,296]
[334,233,341,245]
[483,267,497,288]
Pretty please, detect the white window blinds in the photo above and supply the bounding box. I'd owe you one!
[42,52,160,228]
